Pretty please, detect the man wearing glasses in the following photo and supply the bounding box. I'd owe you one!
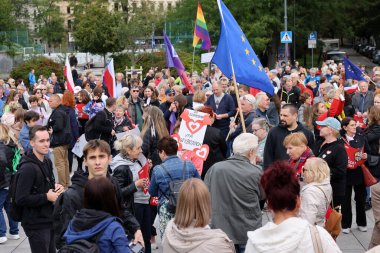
[127,86,144,131]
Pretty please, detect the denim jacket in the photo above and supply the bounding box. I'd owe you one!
[149,155,200,206]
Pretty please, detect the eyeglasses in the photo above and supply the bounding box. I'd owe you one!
[252,128,262,132]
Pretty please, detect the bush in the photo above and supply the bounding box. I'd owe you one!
[113,50,206,77]
[10,57,63,88]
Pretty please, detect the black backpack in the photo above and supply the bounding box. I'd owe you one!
[161,161,188,214]
[58,229,105,253]
[9,159,54,222]
[84,110,106,141]
[9,168,23,222]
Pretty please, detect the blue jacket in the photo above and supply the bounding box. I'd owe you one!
[64,209,131,253]
[20,125,32,153]
[149,156,200,206]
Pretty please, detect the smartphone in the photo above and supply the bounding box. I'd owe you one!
[129,242,145,253]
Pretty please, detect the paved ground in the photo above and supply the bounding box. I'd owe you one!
[0,194,376,253]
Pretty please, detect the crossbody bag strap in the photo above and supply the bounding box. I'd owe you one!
[309,224,323,253]
[314,185,329,211]
[160,164,173,200]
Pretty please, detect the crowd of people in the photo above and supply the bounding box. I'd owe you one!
[0,59,380,253]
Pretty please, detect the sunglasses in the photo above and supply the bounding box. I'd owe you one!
[132,90,139,93]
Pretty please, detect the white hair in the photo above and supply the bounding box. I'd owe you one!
[241,94,256,109]
[233,133,258,157]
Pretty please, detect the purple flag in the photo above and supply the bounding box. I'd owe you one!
[163,32,195,93]
[164,32,185,74]
[169,112,177,135]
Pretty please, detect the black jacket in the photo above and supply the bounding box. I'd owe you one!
[92,108,114,143]
[112,165,137,215]
[263,122,315,170]
[314,139,348,198]
[0,141,17,189]
[53,171,140,249]
[365,124,380,177]
[114,117,133,134]
[142,129,161,168]
[342,128,369,185]
[201,126,227,179]
[15,151,55,230]
[47,104,72,147]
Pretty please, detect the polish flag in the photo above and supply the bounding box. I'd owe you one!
[103,59,115,97]
[64,56,74,92]
[344,84,358,94]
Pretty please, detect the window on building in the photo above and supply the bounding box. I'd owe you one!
[167,2,172,10]
[132,3,137,10]
[159,2,164,10]
[68,20,72,30]
[67,6,70,14]
[34,25,38,33]
[114,3,119,11]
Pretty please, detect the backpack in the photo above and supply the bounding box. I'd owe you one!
[84,110,106,141]
[161,161,187,214]
[58,229,105,253]
[9,159,54,222]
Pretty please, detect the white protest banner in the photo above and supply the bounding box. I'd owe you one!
[178,109,210,151]
[72,134,87,158]
[201,52,215,63]
[116,127,141,140]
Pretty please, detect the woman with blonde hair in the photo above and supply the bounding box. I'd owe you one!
[300,157,332,227]
[0,123,20,243]
[283,132,314,180]
[110,134,151,252]
[163,178,235,253]
[1,102,21,125]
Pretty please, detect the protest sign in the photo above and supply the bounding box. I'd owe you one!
[72,134,87,158]
[178,109,210,150]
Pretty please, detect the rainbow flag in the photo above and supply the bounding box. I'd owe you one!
[192,1,211,50]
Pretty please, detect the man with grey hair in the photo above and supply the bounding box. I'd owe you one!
[205,80,236,138]
[314,82,334,104]
[352,81,374,118]
[205,133,262,253]
[255,92,279,126]
[115,72,128,98]
[228,94,256,142]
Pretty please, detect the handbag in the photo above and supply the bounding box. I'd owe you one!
[367,155,380,167]
[361,164,378,187]
[315,185,342,240]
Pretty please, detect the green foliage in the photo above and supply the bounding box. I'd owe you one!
[32,0,65,48]
[10,57,63,87]
[72,1,124,58]
[113,51,205,76]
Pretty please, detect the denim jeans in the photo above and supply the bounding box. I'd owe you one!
[0,188,19,237]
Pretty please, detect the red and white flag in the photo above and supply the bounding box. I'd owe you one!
[344,84,358,94]
[103,59,115,97]
[64,56,75,92]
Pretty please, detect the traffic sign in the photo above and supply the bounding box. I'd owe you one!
[308,31,317,41]
[308,31,317,49]
[280,31,292,43]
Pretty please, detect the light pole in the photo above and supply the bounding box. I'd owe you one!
[284,0,288,65]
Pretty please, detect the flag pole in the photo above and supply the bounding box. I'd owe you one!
[191,46,195,75]
[232,74,246,133]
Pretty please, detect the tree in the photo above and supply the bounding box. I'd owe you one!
[72,1,125,65]
[32,0,65,51]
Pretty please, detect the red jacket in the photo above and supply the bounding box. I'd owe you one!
[316,98,344,129]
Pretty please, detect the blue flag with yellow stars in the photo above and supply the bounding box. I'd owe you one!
[343,57,366,81]
[211,0,274,95]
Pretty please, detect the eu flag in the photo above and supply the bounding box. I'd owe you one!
[343,57,366,81]
[211,0,274,95]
